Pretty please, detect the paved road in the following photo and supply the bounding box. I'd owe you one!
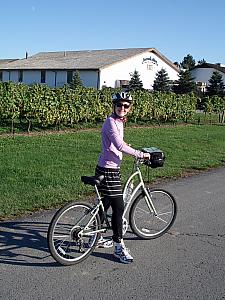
[1,167,225,300]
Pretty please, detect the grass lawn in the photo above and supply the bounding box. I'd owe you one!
[0,124,225,220]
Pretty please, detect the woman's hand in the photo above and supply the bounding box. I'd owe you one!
[143,153,150,160]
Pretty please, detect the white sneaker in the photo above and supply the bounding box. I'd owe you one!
[87,235,113,248]
[113,245,133,264]
[97,236,114,248]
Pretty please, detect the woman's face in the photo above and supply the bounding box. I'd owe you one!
[114,101,131,118]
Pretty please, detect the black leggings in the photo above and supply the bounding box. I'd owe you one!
[100,195,124,243]
[95,165,124,243]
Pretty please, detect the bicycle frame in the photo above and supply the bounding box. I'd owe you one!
[123,160,157,217]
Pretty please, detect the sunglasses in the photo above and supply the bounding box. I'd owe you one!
[115,103,130,109]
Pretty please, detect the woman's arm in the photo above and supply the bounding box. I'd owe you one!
[108,118,148,159]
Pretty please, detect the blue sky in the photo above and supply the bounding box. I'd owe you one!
[1,0,225,64]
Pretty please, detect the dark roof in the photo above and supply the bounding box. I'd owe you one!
[0,48,179,71]
[191,63,225,74]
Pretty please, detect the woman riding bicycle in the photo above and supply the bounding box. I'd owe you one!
[95,91,150,264]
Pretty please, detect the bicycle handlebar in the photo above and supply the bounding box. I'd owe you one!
[135,157,149,166]
[136,147,165,169]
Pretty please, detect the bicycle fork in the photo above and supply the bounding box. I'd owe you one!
[142,187,158,216]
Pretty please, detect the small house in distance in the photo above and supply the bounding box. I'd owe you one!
[190,62,225,92]
[0,48,179,89]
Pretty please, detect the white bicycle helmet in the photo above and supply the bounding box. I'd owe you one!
[112,92,132,104]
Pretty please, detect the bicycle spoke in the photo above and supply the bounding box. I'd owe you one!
[154,215,169,224]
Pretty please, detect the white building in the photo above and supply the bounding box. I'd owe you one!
[190,63,225,92]
[0,48,179,89]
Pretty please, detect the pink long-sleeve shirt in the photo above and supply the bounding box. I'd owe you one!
[98,114,144,168]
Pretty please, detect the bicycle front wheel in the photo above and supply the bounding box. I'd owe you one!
[47,202,101,265]
[129,189,177,239]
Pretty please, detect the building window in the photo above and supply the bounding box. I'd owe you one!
[146,64,153,70]
[67,71,73,83]
[115,79,129,89]
[41,70,46,83]
[0,71,2,81]
[18,70,23,82]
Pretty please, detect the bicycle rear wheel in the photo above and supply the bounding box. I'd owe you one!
[48,202,101,265]
[129,189,177,239]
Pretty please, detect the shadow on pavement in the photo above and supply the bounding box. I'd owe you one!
[0,219,141,267]
[0,220,60,267]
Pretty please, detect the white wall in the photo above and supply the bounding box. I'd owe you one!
[24,71,42,85]
[2,70,45,85]
[2,70,18,81]
[99,51,179,89]
[79,70,99,88]
[2,70,9,81]
[1,69,99,88]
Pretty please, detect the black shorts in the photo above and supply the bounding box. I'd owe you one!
[95,165,123,198]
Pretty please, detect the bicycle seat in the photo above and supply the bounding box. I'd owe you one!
[81,175,104,186]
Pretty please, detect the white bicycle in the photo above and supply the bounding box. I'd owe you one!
[48,148,177,265]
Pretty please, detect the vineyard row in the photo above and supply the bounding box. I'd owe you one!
[0,82,224,132]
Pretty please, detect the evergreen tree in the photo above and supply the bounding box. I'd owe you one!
[173,69,196,94]
[153,68,171,92]
[180,54,196,70]
[69,70,83,89]
[173,62,180,68]
[128,70,143,91]
[206,71,225,96]
[197,59,206,65]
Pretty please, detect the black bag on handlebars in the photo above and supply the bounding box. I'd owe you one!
[142,147,165,168]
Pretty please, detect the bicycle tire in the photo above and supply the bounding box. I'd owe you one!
[47,202,101,265]
[129,189,177,239]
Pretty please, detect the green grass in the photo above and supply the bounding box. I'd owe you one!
[0,124,225,220]
[191,112,221,125]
